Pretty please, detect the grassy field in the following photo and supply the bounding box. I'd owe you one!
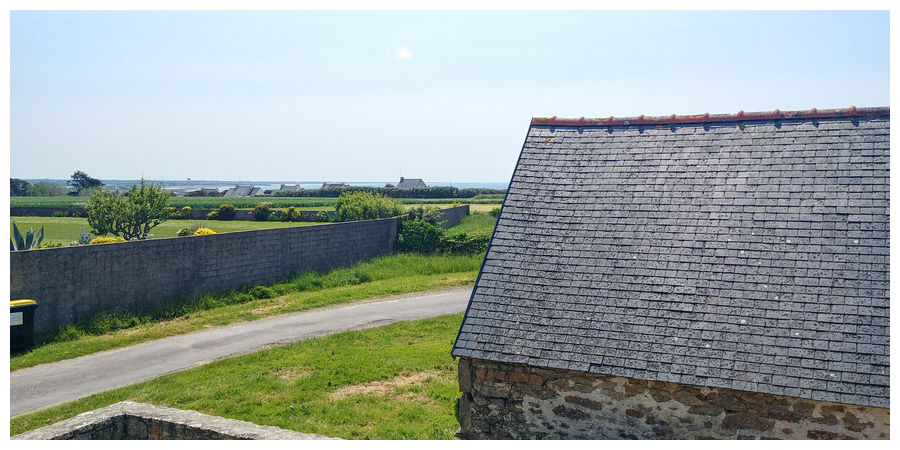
[10,217,321,246]
[10,314,465,439]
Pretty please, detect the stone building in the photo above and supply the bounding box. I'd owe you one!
[451,107,890,439]
[396,177,427,189]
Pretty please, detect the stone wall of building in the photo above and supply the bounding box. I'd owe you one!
[457,358,890,440]
[10,218,398,335]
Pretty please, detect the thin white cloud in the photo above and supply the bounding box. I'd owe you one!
[394,45,413,59]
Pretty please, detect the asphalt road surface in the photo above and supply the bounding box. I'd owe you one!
[10,286,473,418]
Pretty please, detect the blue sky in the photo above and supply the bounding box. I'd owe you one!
[8,10,890,184]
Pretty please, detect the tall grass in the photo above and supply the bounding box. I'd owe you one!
[444,211,497,237]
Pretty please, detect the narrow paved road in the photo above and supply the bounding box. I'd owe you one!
[10,287,472,418]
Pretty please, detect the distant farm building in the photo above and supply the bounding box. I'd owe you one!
[396,177,427,189]
[452,106,890,439]
[223,185,262,197]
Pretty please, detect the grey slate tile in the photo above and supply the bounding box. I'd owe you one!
[451,113,889,409]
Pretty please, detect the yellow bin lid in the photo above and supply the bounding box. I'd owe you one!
[10,299,36,306]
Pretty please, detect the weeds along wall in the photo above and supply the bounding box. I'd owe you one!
[10,218,399,335]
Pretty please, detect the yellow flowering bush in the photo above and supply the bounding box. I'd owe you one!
[193,228,217,236]
[90,236,126,244]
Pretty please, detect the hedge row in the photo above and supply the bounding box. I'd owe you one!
[273,186,505,199]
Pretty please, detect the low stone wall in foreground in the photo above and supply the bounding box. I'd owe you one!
[12,401,337,440]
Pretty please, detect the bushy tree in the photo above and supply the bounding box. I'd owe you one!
[69,170,104,196]
[26,181,67,196]
[86,179,171,240]
[10,179,30,196]
[333,191,402,222]
[253,204,270,221]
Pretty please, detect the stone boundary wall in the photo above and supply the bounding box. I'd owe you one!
[10,218,398,335]
[10,206,85,217]
[12,401,337,440]
[187,208,335,221]
[432,205,469,229]
[457,358,890,440]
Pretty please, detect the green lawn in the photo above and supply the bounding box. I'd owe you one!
[10,217,320,246]
[10,314,465,439]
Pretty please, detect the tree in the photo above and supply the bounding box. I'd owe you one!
[86,179,171,240]
[10,179,30,196]
[333,191,402,222]
[26,181,67,196]
[69,170,104,196]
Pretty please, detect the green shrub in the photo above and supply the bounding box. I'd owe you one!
[395,220,444,254]
[52,211,69,217]
[249,285,276,299]
[395,218,491,255]
[488,207,500,218]
[280,206,302,222]
[314,211,330,222]
[206,210,219,220]
[181,206,192,219]
[176,227,194,237]
[217,204,236,220]
[334,191,402,222]
[267,212,281,221]
[252,204,270,221]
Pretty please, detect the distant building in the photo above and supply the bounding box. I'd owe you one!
[322,182,347,189]
[396,177,426,189]
[223,185,262,197]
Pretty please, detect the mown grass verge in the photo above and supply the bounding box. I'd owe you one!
[10,314,465,439]
[11,254,480,371]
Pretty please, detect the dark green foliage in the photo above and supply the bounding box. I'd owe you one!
[253,204,270,221]
[275,185,484,199]
[489,207,501,217]
[68,170,104,196]
[10,178,30,196]
[395,221,444,254]
[403,205,443,226]
[180,206,192,219]
[184,189,224,197]
[457,188,506,198]
[216,204,236,220]
[333,191,402,222]
[395,219,490,255]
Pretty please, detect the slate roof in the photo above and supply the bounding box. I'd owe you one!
[397,178,426,189]
[451,107,890,408]
[223,185,261,197]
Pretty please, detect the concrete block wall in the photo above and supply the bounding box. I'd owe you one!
[457,358,890,440]
[10,218,398,335]
[432,205,469,229]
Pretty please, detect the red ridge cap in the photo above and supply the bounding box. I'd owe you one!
[531,106,890,127]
